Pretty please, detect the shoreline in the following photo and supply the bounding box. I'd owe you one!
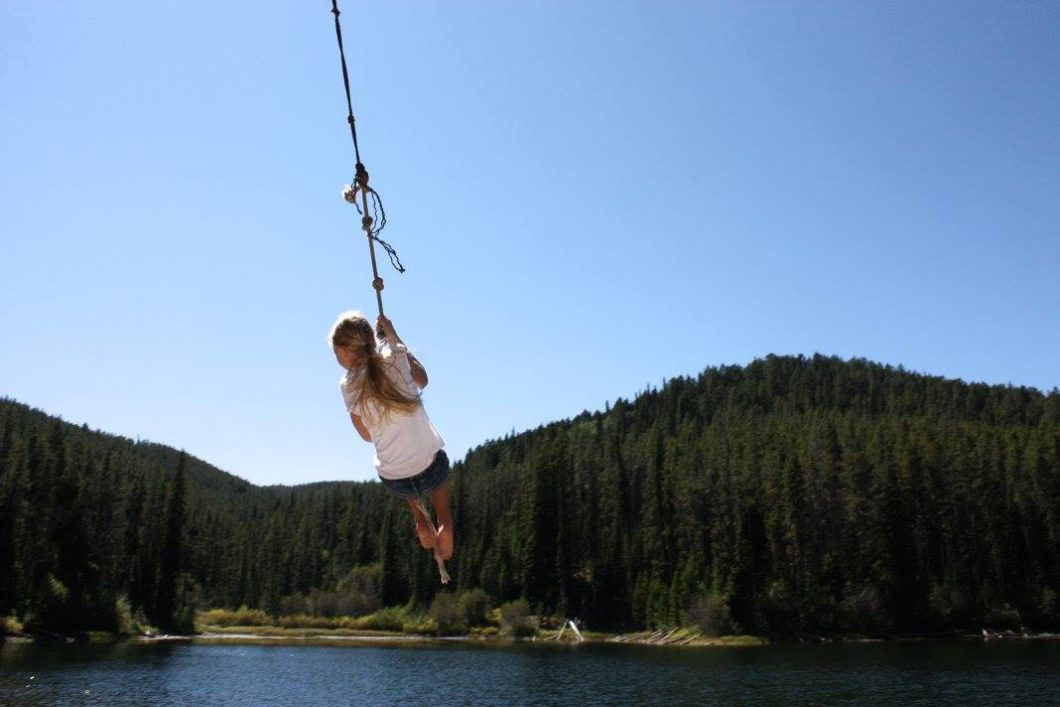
[5,627,1058,648]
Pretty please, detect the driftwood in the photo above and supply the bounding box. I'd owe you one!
[553,620,584,643]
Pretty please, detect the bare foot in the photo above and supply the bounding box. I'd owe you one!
[415,518,436,550]
[435,524,454,561]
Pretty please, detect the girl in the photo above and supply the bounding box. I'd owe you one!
[330,311,453,561]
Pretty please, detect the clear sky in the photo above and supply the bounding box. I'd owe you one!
[2,1,1058,486]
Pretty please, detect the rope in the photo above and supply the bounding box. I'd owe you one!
[412,497,451,584]
[330,0,405,319]
[330,1,446,586]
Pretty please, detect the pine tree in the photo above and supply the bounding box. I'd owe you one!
[155,452,187,631]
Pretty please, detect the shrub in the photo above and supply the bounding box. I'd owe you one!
[401,614,437,635]
[337,565,382,617]
[276,614,339,630]
[306,589,341,618]
[355,606,408,632]
[457,589,491,628]
[500,599,536,637]
[983,604,1022,632]
[278,568,381,620]
[199,605,271,627]
[1,615,24,636]
[429,593,467,636]
[688,592,738,636]
[115,595,135,635]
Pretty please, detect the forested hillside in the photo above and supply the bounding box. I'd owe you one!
[2,354,1058,637]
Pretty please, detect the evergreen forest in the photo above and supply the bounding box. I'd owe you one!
[2,354,1058,637]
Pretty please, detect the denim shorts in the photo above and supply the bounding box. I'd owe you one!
[380,450,449,499]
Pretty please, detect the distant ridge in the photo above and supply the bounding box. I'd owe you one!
[0,396,261,496]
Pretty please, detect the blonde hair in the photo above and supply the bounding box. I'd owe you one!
[330,311,421,423]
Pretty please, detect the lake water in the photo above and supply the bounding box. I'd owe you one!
[1,638,1058,706]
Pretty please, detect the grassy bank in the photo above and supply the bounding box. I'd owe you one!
[192,606,766,646]
[195,601,516,639]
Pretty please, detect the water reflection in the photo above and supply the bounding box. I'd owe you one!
[1,638,1058,706]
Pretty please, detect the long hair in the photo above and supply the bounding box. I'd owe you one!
[330,311,421,423]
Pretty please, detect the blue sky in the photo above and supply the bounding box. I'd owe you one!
[2,1,1057,486]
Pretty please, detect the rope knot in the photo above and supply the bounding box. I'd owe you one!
[331,1,406,286]
[355,162,370,188]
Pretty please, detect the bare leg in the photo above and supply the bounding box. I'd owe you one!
[406,498,436,550]
[431,480,454,561]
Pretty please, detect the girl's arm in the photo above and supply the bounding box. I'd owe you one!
[378,314,429,388]
[407,353,429,388]
[350,413,371,442]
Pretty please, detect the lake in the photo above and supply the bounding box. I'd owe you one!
[2,637,1058,706]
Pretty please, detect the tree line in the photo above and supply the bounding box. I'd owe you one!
[1,354,1057,637]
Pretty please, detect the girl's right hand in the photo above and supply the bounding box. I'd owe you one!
[377,314,397,340]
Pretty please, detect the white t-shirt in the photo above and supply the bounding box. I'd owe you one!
[340,342,445,480]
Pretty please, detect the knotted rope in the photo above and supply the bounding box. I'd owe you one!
[331,0,405,320]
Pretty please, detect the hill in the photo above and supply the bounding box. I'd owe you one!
[1,354,1057,636]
